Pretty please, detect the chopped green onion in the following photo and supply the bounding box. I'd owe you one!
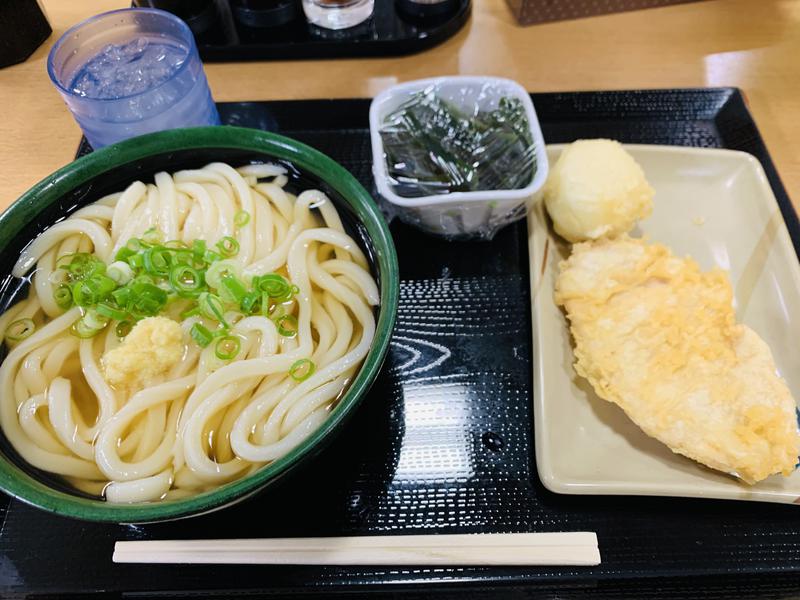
[97,274,118,294]
[169,265,204,296]
[234,210,251,227]
[53,284,73,309]
[220,275,248,303]
[70,317,104,339]
[254,274,292,301]
[55,253,75,269]
[83,308,109,331]
[198,292,228,326]
[129,298,164,318]
[111,286,131,306]
[275,314,298,337]
[180,305,201,319]
[142,247,172,276]
[216,236,240,258]
[6,318,35,342]
[203,250,222,264]
[141,227,162,246]
[261,292,272,317]
[268,299,290,317]
[48,268,67,286]
[190,322,214,348]
[215,335,241,360]
[205,260,241,290]
[72,275,115,307]
[106,261,134,285]
[127,253,144,270]
[96,302,127,321]
[127,281,168,317]
[191,239,207,259]
[133,273,155,285]
[58,253,105,282]
[114,246,136,262]
[240,291,261,314]
[289,358,315,382]
[171,251,192,266]
[40,233,320,352]
[224,311,245,327]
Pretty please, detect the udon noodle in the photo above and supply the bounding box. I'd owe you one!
[0,162,378,503]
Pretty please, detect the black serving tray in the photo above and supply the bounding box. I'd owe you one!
[155,0,471,62]
[4,89,800,599]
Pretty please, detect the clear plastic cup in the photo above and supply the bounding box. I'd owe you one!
[301,0,374,30]
[47,8,220,149]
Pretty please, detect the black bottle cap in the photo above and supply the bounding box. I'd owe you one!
[231,0,299,28]
[396,0,459,19]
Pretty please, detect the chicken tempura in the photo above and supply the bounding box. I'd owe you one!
[555,235,800,484]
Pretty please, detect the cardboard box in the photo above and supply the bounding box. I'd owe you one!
[506,0,704,25]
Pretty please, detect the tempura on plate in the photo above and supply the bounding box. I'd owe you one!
[544,139,654,243]
[555,235,800,484]
[546,139,800,484]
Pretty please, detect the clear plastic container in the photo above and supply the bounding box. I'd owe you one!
[302,0,374,30]
[47,8,220,149]
[369,76,548,240]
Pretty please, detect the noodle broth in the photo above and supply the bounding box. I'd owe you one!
[0,145,388,510]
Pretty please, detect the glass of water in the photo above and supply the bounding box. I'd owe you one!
[302,0,375,30]
[47,8,220,149]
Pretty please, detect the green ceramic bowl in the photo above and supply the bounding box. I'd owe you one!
[0,126,398,522]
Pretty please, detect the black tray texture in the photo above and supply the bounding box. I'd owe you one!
[4,89,800,599]
[147,0,471,62]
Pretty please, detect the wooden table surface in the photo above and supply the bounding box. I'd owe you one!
[1,0,798,211]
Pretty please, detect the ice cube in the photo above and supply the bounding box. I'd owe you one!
[70,37,188,100]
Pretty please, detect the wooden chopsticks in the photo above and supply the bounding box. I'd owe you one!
[113,532,600,565]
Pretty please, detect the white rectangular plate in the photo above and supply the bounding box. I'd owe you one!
[529,144,800,504]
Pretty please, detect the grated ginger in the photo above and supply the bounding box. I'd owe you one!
[101,316,184,391]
